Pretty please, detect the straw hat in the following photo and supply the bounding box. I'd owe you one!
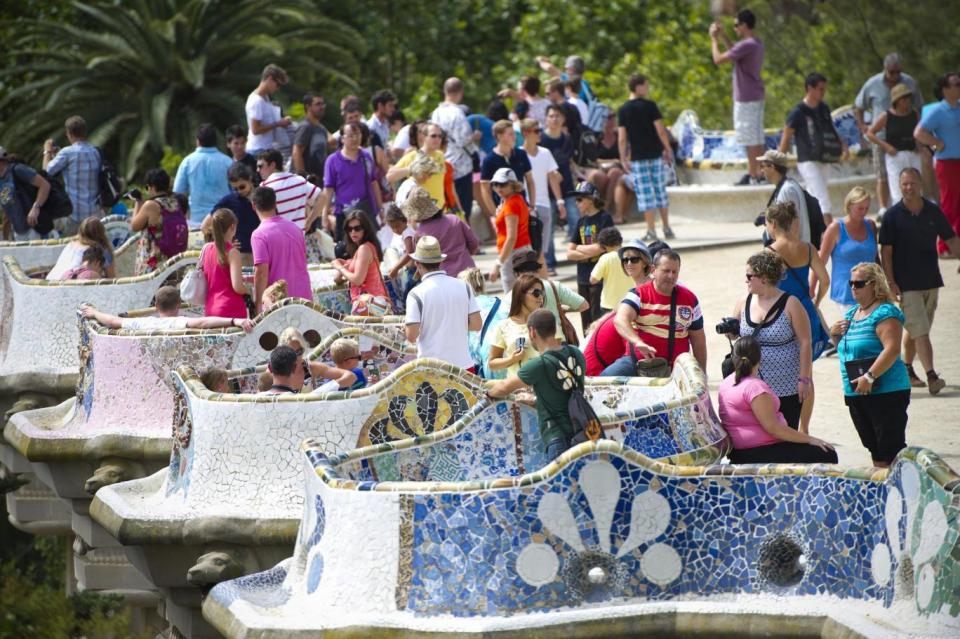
[409,152,442,179]
[890,83,913,106]
[410,235,446,264]
[755,149,789,168]
[400,186,441,222]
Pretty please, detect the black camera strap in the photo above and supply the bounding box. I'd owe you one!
[666,286,678,363]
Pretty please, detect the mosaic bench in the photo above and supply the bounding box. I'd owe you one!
[0,252,202,395]
[204,441,960,639]
[0,214,136,274]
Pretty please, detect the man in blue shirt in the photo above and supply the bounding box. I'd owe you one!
[43,115,101,236]
[915,71,960,256]
[173,123,233,226]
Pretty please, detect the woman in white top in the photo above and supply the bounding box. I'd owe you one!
[46,217,116,280]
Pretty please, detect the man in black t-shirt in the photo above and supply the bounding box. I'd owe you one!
[778,72,847,225]
[292,93,331,178]
[480,119,535,214]
[879,168,960,394]
[617,74,674,243]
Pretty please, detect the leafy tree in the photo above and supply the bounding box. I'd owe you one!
[0,0,363,179]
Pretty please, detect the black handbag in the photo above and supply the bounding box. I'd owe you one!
[631,287,677,378]
[844,357,877,382]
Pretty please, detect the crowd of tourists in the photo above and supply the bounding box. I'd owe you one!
[2,8,958,469]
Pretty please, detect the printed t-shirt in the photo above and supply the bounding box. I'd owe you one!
[620,281,704,364]
[574,211,615,283]
[879,200,955,291]
[517,345,586,444]
[250,216,312,300]
[727,37,765,102]
[490,317,538,377]
[495,194,531,252]
[717,375,783,450]
[617,98,664,161]
[394,150,446,205]
[785,100,833,163]
[591,250,635,310]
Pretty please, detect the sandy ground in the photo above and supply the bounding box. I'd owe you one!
[473,214,960,470]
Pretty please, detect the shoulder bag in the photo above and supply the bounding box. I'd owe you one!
[179,244,208,306]
[629,286,676,378]
[548,279,580,346]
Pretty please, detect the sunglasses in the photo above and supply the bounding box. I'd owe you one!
[527,289,544,298]
[345,225,364,233]
[849,279,872,289]
[745,273,760,281]
[621,256,644,265]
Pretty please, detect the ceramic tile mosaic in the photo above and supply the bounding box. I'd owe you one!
[0,214,136,273]
[204,443,960,638]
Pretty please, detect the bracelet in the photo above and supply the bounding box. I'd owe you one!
[798,376,813,385]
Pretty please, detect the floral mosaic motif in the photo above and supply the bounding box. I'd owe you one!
[366,382,470,446]
[75,320,95,416]
[165,389,193,497]
[305,495,326,595]
[554,354,583,390]
[516,459,680,600]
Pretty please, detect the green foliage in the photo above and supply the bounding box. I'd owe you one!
[161,146,185,181]
[0,0,363,179]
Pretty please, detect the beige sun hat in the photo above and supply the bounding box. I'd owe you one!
[890,83,913,106]
[400,186,441,222]
[409,235,446,264]
[409,152,443,179]
[755,149,789,167]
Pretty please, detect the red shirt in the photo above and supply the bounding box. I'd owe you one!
[620,281,704,364]
[583,313,627,375]
[494,193,531,252]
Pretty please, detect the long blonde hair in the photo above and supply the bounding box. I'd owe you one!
[210,208,237,265]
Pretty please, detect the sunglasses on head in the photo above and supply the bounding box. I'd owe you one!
[849,279,872,289]
[621,256,644,264]
[346,225,364,232]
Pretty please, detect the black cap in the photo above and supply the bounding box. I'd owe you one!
[564,181,603,204]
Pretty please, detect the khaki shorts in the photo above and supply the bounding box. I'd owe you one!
[900,289,938,338]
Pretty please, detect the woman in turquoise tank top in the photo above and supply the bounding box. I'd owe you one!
[818,187,878,309]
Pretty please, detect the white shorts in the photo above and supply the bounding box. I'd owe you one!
[734,100,765,147]
[796,161,833,214]
[884,151,922,202]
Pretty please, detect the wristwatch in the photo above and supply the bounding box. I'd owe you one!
[863,371,876,384]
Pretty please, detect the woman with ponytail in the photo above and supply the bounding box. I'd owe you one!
[201,208,249,318]
[718,336,837,464]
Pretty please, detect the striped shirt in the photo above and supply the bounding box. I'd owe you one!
[45,140,101,220]
[260,171,320,228]
[620,281,704,364]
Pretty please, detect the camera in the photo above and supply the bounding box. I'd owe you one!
[124,188,142,201]
[753,214,766,227]
[715,317,741,335]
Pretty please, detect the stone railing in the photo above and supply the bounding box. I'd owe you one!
[0,214,136,274]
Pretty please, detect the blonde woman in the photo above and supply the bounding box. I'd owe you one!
[201,208,248,318]
[818,187,878,311]
[46,216,117,279]
[830,262,911,467]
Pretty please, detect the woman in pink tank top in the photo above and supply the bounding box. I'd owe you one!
[202,209,249,319]
[330,209,391,315]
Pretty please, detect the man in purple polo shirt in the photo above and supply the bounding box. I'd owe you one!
[250,186,312,311]
[710,8,766,185]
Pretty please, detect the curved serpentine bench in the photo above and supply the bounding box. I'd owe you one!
[204,442,960,639]
[0,214,136,273]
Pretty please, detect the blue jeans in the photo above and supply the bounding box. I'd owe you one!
[552,196,580,244]
[544,437,570,460]
[535,204,555,268]
[600,355,637,377]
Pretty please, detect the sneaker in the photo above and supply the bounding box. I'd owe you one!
[643,230,658,242]
[734,173,752,186]
[907,365,927,388]
[927,372,946,395]
[663,226,676,240]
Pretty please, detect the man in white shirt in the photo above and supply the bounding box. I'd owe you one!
[80,287,255,331]
[520,118,565,273]
[256,149,320,229]
[431,77,481,219]
[366,89,397,154]
[246,64,292,156]
[404,236,482,371]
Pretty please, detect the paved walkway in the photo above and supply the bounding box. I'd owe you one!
[471,214,960,470]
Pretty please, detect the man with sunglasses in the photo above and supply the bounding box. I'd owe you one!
[710,9,765,186]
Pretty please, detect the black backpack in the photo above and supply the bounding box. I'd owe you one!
[527,209,543,254]
[11,164,73,235]
[542,350,604,444]
[95,147,123,208]
[768,178,826,249]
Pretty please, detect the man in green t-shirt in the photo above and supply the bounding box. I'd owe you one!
[486,308,586,459]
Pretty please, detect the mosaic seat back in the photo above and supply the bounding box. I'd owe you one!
[206,444,960,631]
[674,104,861,162]
[0,214,136,274]
[0,253,199,393]
[336,354,726,484]
[2,302,403,462]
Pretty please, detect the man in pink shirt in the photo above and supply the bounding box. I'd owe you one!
[250,186,312,311]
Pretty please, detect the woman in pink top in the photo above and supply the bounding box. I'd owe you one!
[331,209,391,315]
[202,209,249,319]
[718,336,837,464]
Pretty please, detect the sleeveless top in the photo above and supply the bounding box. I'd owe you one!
[770,244,832,360]
[202,243,248,319]
[740,293,800,398]
[885,110,918,152]
[347,241,388,301]
[135,194,179,275]
[829,221,876,305]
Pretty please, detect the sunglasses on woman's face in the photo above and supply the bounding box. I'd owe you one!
[346,225,364,233]
[849,279,872,289]
[527,288,544,298]
[621,256,644,265]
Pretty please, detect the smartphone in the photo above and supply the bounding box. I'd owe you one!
[515,337,526,352]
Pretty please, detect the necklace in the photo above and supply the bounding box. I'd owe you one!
[855,299,878,319]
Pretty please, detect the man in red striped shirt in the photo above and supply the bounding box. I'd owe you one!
[256,149,321,230]
[603,248,707,375]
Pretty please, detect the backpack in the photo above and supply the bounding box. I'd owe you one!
[527,208,543,255]
[542,350,604,444]
[586,101,612,134]
[574,128,599,167]
[768,179,826,249]
[11,164,73,235]
[95,147,123,208]
[152,198,189,257]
